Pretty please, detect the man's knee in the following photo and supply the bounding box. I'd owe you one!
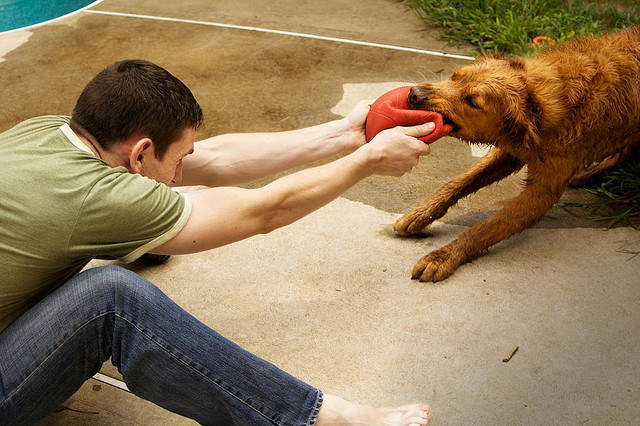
[83,265,166,314]
[83,265,150,292]
[72,265,159,313]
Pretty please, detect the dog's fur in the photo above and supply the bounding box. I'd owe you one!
[395,25,640,282]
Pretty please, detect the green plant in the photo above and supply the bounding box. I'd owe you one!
[560,162,640,230]
[396,0,639,56]
[601,4,640,29]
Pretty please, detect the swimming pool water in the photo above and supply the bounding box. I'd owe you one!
[0,0,97,33]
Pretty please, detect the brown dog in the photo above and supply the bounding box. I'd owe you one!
[395,25,640,282]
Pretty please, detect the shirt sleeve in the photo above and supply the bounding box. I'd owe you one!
[68,169,192,263]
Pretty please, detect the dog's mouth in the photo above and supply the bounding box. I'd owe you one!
[440,113,458,133]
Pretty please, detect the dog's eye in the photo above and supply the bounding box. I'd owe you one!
[465,95,479,109]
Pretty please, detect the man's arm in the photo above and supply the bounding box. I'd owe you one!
[177,101,371,187]
[152,123,434,255]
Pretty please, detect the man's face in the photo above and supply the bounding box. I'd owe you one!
[140,127,196,185]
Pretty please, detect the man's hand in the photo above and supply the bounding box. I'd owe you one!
[359,122,435,176]
[337,99,373,151]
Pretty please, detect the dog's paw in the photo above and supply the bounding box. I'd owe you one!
[411,247,462,282]
[394,208,436,236]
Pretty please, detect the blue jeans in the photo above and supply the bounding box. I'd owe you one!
[0,265,322,425]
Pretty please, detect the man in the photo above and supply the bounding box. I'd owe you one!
[0,59,435,425]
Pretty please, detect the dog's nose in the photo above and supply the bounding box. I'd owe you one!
[408,86,429,108]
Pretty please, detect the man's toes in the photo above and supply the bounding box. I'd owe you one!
[405,418,428,426]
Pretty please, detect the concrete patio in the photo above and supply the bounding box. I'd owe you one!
[1,1,638,424]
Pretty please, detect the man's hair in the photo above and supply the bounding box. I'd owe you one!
[71,59,204,159]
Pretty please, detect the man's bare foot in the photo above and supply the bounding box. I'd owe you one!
[316,394,429,426]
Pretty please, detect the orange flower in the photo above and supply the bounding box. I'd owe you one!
[530,36,556,49]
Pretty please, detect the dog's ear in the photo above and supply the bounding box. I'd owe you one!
[503,87,544,160]
[520,99,543,159]
[501,59,546,159]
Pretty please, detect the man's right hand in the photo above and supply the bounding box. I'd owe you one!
[358,122,435,177]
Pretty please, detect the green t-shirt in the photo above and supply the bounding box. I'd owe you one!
[0,116,192,332]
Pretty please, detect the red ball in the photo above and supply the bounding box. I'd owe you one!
[365,86,453,144]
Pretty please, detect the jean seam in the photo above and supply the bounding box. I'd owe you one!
[306,389,323,426]
[115,313,284,425]
[0,309,115,410]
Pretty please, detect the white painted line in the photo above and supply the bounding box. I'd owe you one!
[85,10,476,61]
[93,372,131,393]
[0,0,105,35]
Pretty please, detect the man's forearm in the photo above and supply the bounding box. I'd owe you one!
[254,148,374,232]
[179,118,360,187]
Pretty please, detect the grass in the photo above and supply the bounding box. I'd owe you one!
[396,0,640,56]
[560,163,640,231]
[397,0,640,239]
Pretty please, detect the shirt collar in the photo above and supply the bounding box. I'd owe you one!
[59,123,96,156]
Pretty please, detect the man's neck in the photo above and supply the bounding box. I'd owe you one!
[69,122,128,169]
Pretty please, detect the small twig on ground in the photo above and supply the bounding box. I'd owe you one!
[503,346,519,362]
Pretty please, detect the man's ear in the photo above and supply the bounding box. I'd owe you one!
[128,137,154,173]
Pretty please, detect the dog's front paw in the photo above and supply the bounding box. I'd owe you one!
[411,246,462,282]
[394,207,436,236]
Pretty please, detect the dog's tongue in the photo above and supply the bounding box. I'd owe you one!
[365,86,453,144]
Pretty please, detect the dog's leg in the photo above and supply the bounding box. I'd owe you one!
[570,141,640,187]
[411,164,572,282]
[395,148,524,235]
